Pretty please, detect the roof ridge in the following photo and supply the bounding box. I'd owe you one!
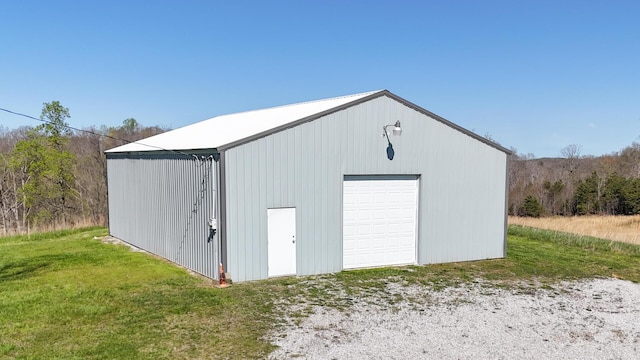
[211,89,384,119]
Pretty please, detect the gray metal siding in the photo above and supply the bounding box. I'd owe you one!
[225,95,507,282]
[107,154,218,279]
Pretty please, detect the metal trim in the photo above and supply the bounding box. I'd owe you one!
[218,90,512,156]
[217,91,388,151]
[219,151,228,270]
[103,90,512,157]
[382,92,513,155]
[105,149,217,159]
[343,174,420,181]
[503,153,511,257]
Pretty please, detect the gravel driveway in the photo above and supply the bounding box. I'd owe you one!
[268,278,640,359]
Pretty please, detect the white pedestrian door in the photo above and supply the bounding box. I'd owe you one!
[268,207,297,277]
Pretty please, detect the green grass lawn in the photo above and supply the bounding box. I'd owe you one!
[1,225,639,359]
[0,228,277,359]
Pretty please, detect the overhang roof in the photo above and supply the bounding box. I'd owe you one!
[106,90,383,153]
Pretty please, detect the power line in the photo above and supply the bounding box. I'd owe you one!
[0,106,205,161]
[176,158,212,262]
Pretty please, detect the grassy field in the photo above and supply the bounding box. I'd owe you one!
[509,215,640,245]
[1,226,639,359]
[0,228,279,359]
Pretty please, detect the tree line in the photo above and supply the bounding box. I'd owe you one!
[509,143,640,217]
[0,101,165,235]
[2,101,638,234]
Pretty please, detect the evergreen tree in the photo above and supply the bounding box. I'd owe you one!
[602,173,626,214]
[573,172,600,215]
[621,178,640,214]
[543,179,564,215]
[519,195,544,217]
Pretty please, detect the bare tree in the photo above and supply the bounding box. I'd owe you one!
[561,144,582,174]
[619,142,640,178]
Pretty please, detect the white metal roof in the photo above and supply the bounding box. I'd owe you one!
[106,90,384,153]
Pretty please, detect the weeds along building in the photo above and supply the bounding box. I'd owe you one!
[106,90,510,282]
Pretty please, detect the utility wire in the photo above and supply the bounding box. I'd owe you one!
[175,157,212,262]
[0,106,205,161]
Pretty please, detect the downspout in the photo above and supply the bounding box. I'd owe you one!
[104,153,111,231]
[102,152,111,235]
[219,151,227,276]
[503,152,511,258]
[212,151,226,281]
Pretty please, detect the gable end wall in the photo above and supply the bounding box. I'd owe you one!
[224,96,507,282]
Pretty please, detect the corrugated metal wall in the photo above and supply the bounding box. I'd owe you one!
[225,95,507,281]
[107,153,218,279]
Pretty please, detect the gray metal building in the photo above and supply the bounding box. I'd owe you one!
[106,90,510,282]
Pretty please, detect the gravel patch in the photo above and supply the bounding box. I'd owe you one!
[268,278,640,359]
[99,235,146,252]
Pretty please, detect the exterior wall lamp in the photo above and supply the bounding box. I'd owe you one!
[382,121,402,160]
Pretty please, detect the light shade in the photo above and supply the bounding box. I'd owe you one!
[392,121,402,136]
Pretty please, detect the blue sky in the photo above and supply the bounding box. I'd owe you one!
[1,1,638,158]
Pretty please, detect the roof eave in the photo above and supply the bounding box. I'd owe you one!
[105,148,220,159]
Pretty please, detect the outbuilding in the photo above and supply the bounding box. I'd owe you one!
[106,90,510,282]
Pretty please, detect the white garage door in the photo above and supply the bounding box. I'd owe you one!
[343,176,418,269]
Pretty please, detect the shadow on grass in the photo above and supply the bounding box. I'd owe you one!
[0,253,88,283]
[0,261,50,282]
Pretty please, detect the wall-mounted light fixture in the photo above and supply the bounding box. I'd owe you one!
[382,121,402,160]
